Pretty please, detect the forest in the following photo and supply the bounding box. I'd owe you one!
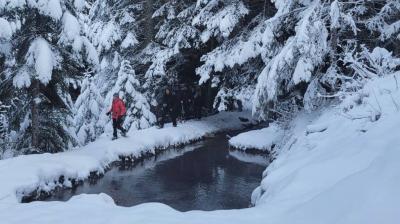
[0,0,399,156]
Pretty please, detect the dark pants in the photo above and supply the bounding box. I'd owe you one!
[182,100,193,120]
[160,108,177,128]
[194,99,202,119]
[113,116,126,137]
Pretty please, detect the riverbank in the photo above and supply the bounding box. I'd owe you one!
[0,111,253,206]
[42,134,266,211]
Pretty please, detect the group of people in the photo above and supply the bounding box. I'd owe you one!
[158,85,204,128]
[107,85,205,140]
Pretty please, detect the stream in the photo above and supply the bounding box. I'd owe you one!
[43,132,268,211]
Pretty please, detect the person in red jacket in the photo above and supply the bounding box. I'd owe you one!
[106,93,127,140]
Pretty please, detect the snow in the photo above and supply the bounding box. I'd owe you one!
[1,75,400,223]
[330,0,340,29]
[89,21,122,53]
[25,37,54,85]
[74,0,85,11]
[251,74,400,224]
[292,58,313,84]
[60,11,81,44]
[12,69,31,88]
[0,18,12,40]
[305,122,328,134]
[253,1,328,115]
[82,37,99,66]
[229,124,284,152]
[121,32,138,49]
[0,0,26,10]
[192,0,249,43]
[28,0,63,20]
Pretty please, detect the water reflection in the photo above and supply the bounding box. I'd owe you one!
[45,134,267,211]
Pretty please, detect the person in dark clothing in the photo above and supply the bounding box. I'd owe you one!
[193,87,203,120]
[179,85,194,120]
[160,88,178,128]
[106,93,127,140]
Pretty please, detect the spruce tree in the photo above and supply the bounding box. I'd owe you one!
[99,60,155,132]
[74,72,104,144]
[0,0,98,153]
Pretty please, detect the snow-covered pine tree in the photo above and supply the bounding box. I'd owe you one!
[303,0,400,112]
[82,0,158,136]
[74,72,104,145]
[365,0,400,45]
[139,0,252,109]
[0,0,98,153]
[197,0,400,120]
[140,0,200,103]
[86,0,142,94]
[99,60,155,132]
[192,0,249,45]
[0,101,10,158]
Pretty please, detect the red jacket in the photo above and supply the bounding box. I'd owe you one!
[109,98,127,119]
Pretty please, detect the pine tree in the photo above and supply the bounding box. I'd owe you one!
[99,60,155,132]
[0,0,98,153]
[74,73,104,145]
[197,0,400,119]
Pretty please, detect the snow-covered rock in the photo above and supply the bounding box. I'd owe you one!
[229,124,284,152]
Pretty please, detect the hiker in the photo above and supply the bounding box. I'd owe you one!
[179,84,194,120]
[160,87,178,128]
[193,87,203,120]
[106,93,127,140]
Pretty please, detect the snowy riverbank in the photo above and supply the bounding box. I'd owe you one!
[251,74,400,223]
[0,111,253,206]
[229,124,284,153]
[1,75,400,224]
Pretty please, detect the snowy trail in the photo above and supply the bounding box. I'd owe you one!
[0,112,253,206]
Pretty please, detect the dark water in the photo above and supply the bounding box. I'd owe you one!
[45,134,267,211]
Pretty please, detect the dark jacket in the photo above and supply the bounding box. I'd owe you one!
[163,92,179,112]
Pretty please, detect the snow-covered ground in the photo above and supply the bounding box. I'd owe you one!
[251,74,400,223]
[1,75,400,224]
[229,124,284,152]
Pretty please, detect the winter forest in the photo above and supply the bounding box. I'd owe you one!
[0,0,397,156]
[0,0,399,223]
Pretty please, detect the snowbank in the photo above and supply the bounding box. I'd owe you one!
[229,124,284,152]
[251,74,400,223]
[0,112,252,206]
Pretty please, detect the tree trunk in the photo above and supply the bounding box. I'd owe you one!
[31,80,39,150]
[144,0,154,44]
[330,27,338,65]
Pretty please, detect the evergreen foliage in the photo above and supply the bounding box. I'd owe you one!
[0,0,399,156]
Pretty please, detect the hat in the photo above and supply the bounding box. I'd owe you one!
[113,93,119,97]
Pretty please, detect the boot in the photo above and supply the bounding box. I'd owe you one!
[112,135,118,140]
